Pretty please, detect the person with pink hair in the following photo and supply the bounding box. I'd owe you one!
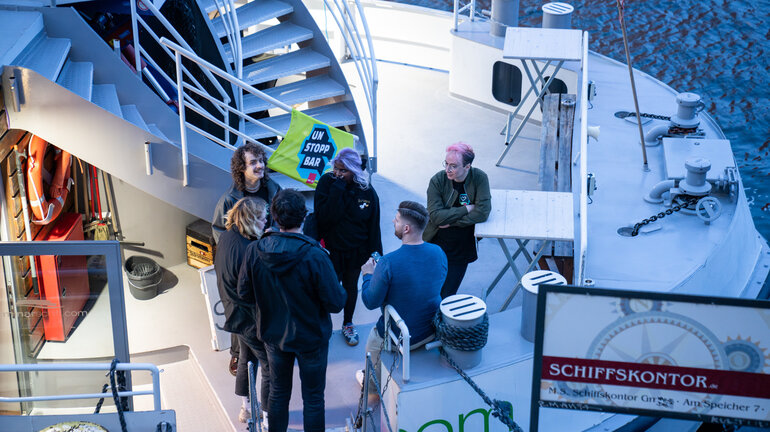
[424,142,491,298]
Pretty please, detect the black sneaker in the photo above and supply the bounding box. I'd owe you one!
[342,323,359,346]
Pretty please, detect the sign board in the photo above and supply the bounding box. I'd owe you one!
[198,265,230,352]
[531,285,770,430]
[267,109,355,188]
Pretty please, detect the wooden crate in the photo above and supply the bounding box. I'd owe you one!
[186,235,214,269]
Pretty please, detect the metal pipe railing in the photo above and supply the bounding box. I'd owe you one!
[130,0,231,105]
[161,37,286,183]
[160,38,292,112]
[383,305,410,382]
[182,82,284,140]
[0,362,162,411]
[576,31,590,285]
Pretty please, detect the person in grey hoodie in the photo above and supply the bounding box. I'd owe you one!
[237,189,345,432]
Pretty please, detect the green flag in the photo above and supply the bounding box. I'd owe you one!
[267,109,355,189]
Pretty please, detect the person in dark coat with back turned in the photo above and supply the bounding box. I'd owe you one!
[214,197,270,425]
[237,189,345,432]
[314,148,382,346]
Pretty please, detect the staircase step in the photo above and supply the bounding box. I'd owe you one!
[243,75,345,114]
[211,0,294,38]
[56,60,93,101]
[121,105,148,131]
[0,10,45,66]
[224,22,313,63]
[244,102,356,140]
[198,0,217,14]
[14,36,71,81]
[147,124,172,144]
[91,84,122,118]
[244,48,330,86]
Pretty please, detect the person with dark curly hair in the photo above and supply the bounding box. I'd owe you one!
[212,142,281,376]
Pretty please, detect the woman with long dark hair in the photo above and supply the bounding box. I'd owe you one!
[314,148,382,346]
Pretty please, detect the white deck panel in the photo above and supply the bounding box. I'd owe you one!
[503,27,583,61]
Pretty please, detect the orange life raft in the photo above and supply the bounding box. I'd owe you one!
[26,135,73,225]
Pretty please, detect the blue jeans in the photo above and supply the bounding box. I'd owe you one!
[264,342,328,432]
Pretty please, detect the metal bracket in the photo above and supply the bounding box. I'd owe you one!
[144,142,153,175]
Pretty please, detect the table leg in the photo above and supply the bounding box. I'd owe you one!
[500,240,551,311]
[516,238,533,264]
[483,238,530,300]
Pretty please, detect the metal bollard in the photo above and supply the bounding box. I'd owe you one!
[520,270,567,342]
[439,295,487,369]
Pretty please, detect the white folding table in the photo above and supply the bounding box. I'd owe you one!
[496,26,583,166]
[475,189,574,310]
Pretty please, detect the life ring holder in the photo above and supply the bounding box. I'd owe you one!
[25,135,74,225]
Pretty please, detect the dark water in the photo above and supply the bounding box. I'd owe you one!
[398,0,770,246]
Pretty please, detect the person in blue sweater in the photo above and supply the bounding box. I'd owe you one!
[358,201,447,391]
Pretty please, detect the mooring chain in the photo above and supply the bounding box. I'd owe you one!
[616,111,672,121]
[631,196,699,236]
[438,348,524,432]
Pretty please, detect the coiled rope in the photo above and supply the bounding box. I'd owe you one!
[433,310,489,351]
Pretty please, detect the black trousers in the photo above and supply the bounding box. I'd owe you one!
[230,333,239,357]
[440,261,469,299]
[235,334,270,412]
[329,247,369,325]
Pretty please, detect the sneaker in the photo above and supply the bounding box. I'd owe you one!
[229,356,238,376]
[238,406,251,423]
[355,369,365,388]
[342,323,359,346]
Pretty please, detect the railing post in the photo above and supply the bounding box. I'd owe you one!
[175,51,189,187]
[454,0,460,31]
[129,0,141,76]
[470,0,476,22]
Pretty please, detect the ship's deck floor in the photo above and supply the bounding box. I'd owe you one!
[127,59,544,430]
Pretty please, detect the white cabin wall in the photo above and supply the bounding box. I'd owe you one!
[111,178,199,269]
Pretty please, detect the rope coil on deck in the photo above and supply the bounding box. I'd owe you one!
[433,310,489,351]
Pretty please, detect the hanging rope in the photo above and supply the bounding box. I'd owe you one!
[108,358,129,432]
[433,311,524,432]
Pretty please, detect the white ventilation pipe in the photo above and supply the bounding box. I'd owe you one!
[644,124,669,145]
[644,179,676,203]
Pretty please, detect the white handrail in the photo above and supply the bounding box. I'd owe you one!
[161,37,291,184]
[322,0,378,170]
[160,38,292,112]
[129,0,231,105]
[383,305,410,382]
[575,31,590,285]
[0,362,162,411]
[453,0,485,31]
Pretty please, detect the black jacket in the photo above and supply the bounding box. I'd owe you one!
[237,231,345,352]
[214,227,255,335]
[314,173,382,254]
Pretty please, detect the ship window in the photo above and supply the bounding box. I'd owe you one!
[541,76,568,97]
[492,61,522,106]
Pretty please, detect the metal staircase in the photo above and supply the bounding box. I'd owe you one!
[1,7,233,220]
[195,0,367,146]
[1,0,376,219]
